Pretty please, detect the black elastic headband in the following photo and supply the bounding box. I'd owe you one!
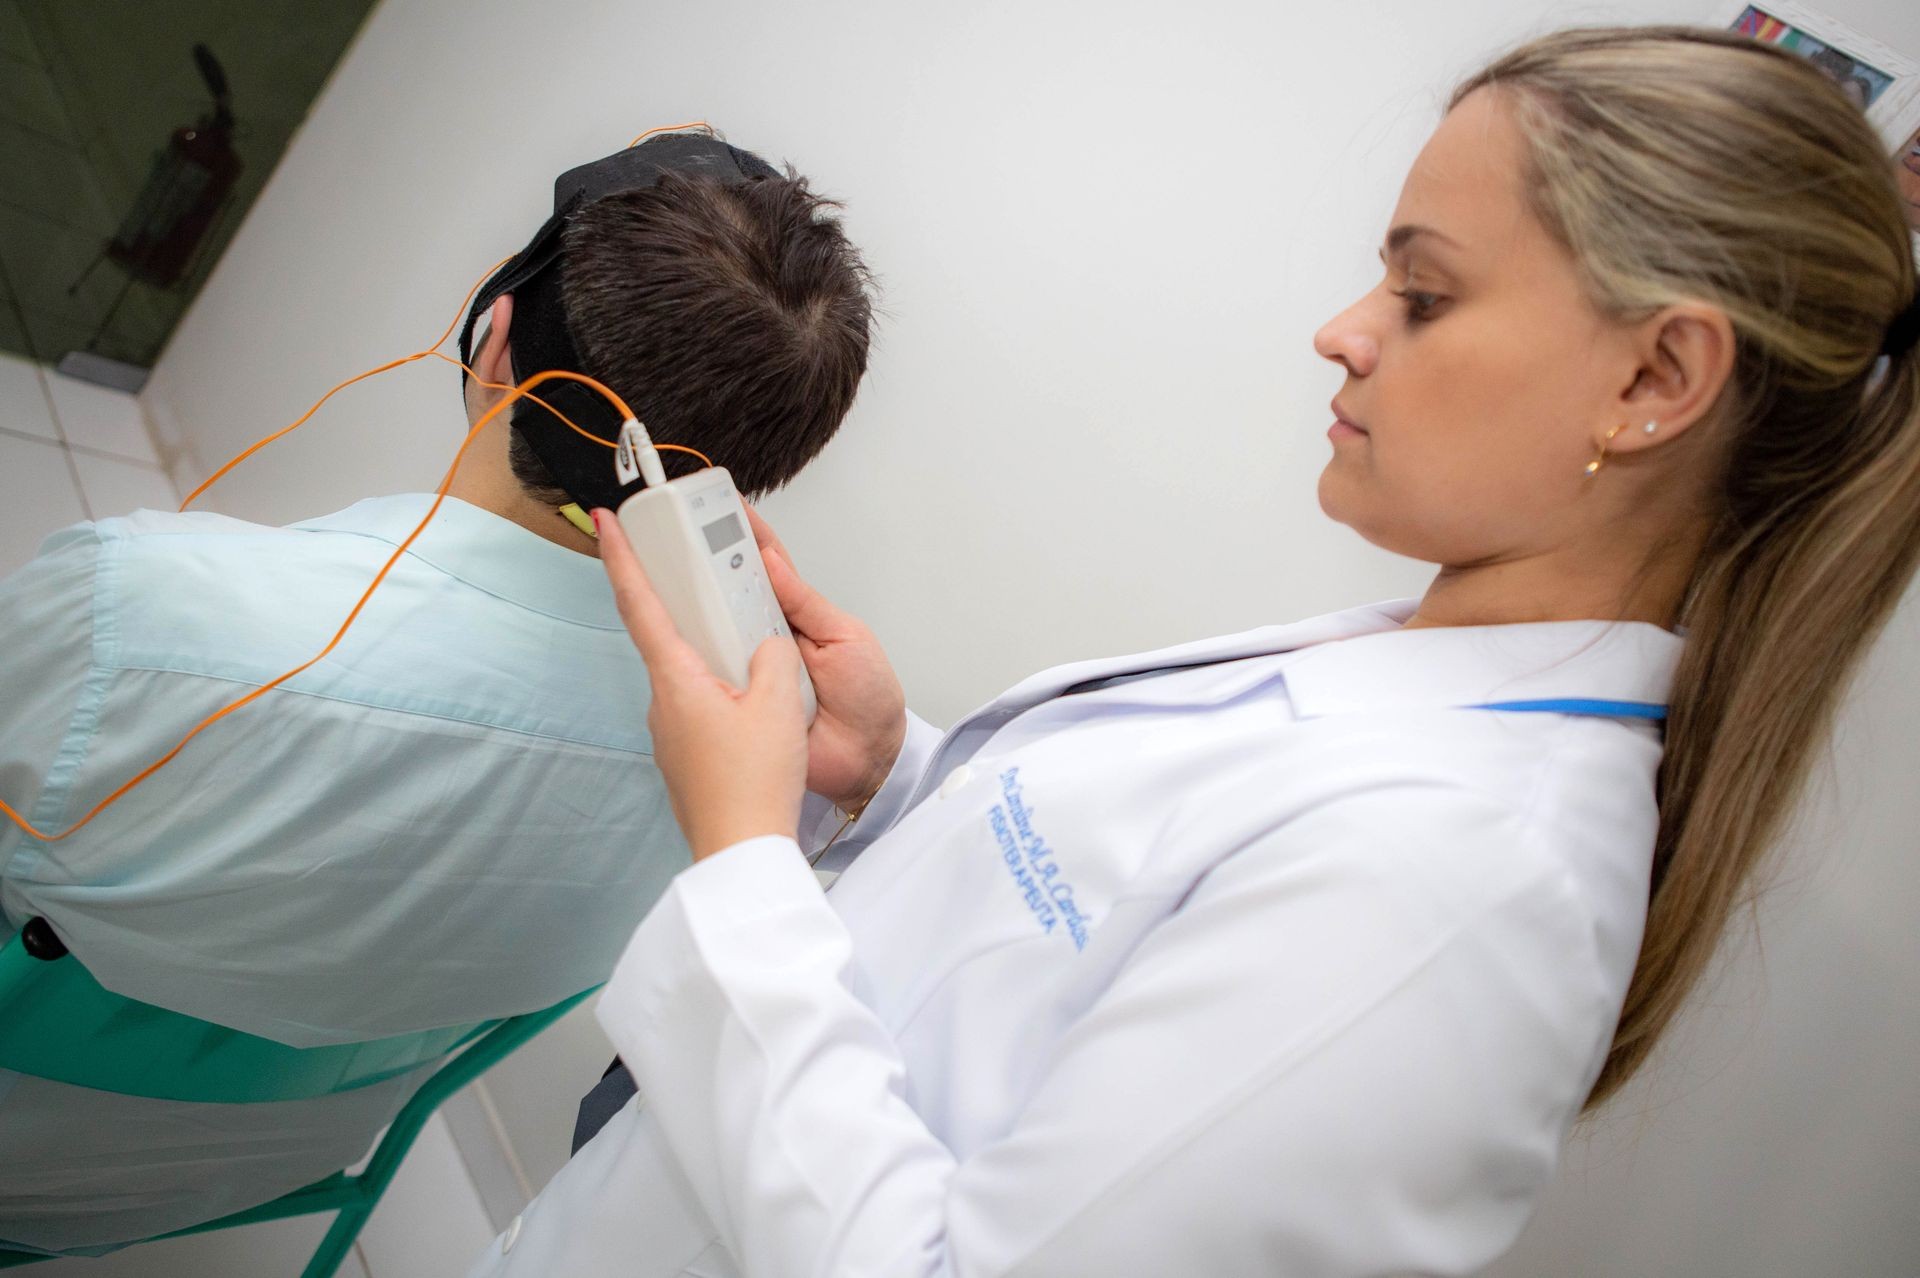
[458,132,781,512]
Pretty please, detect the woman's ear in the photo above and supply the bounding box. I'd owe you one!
[1604,302,1736,457]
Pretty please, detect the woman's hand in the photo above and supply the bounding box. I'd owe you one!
[593,509,810,861]
[741,505,907,812]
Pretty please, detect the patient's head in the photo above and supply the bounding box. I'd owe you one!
[562,172,873,499]
[467,169,874,505]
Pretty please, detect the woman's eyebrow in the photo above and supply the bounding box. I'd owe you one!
[1384,224,1464,253]
[1377,244,1457,279]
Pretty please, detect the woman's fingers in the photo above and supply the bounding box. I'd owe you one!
[759,546,839,642]
[743,505,824,632]
[743,520,860,646]
[591,508,710,680]
[746,635,804,711]
[741,503,791,563]
[742,505,830,633]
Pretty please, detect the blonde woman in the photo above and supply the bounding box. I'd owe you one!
[470,26,1920,1278]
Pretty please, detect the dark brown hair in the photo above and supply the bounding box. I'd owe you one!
[509,169,874,502]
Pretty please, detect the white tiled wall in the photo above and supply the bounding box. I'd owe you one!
[43,373,164,466]
[0,350,174,576]
[1,352,500,1277]
[0,416,84,578]
[0,352,57,442]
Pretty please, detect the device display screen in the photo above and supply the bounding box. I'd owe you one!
[702,512,747,554]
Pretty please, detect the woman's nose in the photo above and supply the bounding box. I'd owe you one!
[1314,303,1379,378]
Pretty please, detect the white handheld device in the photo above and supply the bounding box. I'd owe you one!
[611,422,816,722]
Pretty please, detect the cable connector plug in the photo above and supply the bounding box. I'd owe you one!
[615,417,669,488]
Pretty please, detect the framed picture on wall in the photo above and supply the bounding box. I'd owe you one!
[1716,2,1920,241]
[1898,114,1920,243]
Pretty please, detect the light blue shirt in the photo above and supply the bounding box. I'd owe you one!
[0,494,678,1250]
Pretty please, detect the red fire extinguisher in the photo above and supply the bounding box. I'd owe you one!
[66,39,242,363]
[104,43,243,289]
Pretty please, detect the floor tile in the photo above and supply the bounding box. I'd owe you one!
[11,304,85,364]
[459,995,612,1197]
[0,349,56,439]
[440,1084,530,1235]
[0,203,165,335]
[79,128,137,213]
[0,431,85,575]
[0,2,38,68]
[355,1114,497,1278]
[69,447,177,516]
[0,306,29,362]
[31,1215,369,1278]
[21,303,151,367]
[0,48,73,143]
[44,367,157,461]
[0,120,108,231]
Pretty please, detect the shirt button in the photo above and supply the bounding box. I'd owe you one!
[501,1214,523,1253]
[938,765,973,798]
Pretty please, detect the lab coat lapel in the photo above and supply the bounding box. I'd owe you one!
[987,598,1418,714]
[900,600,1419,815]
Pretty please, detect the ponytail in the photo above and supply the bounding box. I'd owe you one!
[1453,26,1920,1109]
[1599,334,1920,1105]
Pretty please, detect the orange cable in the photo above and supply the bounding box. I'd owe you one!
[183,259,711,513]
[418,350,711,467]
[10,148,721,839]
[1,369,635,844]
[183,119,725,509]
[649,442,712,466]
[628,120,712,148]
[180,255,515,511]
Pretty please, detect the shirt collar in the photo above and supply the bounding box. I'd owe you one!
[1281,600,1684,718]
[291,494,623,629]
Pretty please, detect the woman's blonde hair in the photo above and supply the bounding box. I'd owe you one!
[1452,27,1920,1109]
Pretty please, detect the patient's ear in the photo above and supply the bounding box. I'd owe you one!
[475,294,515,385]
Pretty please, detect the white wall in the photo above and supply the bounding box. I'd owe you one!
[140,0,1920,1272]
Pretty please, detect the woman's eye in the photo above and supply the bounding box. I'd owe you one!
[1391,288,1444,323]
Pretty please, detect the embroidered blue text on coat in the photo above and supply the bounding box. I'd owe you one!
[987,767,1093,951]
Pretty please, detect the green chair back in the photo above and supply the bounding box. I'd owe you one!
[0,924,498,1103]
[0,919,595,1276]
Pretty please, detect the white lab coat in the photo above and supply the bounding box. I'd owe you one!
[468,597,1682,1278]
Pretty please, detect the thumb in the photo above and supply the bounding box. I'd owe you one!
[762,545,852,643]
[745,635,804,708]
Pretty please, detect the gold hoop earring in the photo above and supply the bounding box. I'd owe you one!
[1584,422,1627,477]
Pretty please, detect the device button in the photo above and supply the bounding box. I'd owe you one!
[730,552,744,569]
[938,766,973,799]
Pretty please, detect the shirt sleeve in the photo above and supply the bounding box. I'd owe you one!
[595,785,1613,1278]
[0,523,105,925]
[799,710,944,871]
